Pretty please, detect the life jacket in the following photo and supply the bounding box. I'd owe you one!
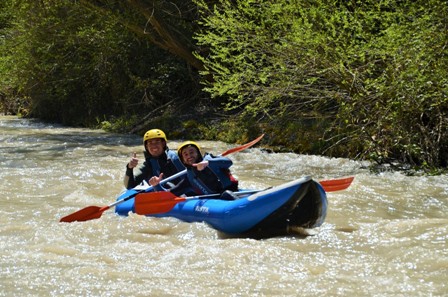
[220,168,239,191]
[204,153,238,191]
[186,167,221,195]
[147,149,185,177]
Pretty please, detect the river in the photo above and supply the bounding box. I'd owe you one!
[1,115,446,296]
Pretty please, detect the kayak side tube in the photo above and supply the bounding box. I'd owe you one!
[152,176,324,234]
[244,178,327,236]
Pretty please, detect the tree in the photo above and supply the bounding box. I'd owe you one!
[79,0,204,71]
[193,0,448,169]
[1,0,204,127]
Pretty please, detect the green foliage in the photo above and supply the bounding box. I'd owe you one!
[0,0,21,113]
[194,0,340,117]
[193,0,448,169]
[332,0,448,169]
[0,0,201,126]
[1,0,447,171]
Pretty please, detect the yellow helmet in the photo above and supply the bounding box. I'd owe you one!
[177,141,201,158]
[143,129,167,144]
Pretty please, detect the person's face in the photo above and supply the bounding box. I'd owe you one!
[146,138,165,157]
[181,146,199,166]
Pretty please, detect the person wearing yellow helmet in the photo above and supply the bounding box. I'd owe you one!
[148,140,239,198]
[123,129,185,189]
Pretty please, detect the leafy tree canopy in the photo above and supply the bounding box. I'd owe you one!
[193,0,448,170]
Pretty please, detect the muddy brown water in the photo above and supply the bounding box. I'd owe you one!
[1,116,446,296]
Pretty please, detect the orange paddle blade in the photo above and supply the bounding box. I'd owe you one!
[319,176,354,192]
[220,134,264,156]
[135,192,186,215]
[59,206,109,223]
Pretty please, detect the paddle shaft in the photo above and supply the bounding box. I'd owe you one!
[139,189,262,202]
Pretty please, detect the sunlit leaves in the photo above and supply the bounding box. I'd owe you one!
[193,0,448,169]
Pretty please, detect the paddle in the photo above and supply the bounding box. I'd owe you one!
[58,171,184,223]
[134,176,355,215]
[135,190,262,215]
[319,176,354,192]
[59,134,265,223]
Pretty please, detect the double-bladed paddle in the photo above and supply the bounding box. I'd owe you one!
[134,176,355,216]
[136,190,263,215]
[59,134,264,223]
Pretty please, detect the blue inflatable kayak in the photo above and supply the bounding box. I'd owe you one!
[115,176,327,237]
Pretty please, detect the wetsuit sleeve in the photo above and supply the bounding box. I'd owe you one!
[205,155,233,171]
[123,163,151,190]
[123,165,135,189]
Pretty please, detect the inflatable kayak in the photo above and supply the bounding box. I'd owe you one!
[115,176,327,237]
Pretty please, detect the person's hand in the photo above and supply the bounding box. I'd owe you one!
[193,160,209,171]
[149,173,163,186]
[127,152,138,169]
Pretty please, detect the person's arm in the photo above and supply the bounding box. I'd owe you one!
[124,152,139,189]
[148,173,166,191]
[123,164,135,189]
[124,163,151,189]
[203,155,233,171]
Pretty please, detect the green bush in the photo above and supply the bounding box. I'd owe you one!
[193,0,448,169]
